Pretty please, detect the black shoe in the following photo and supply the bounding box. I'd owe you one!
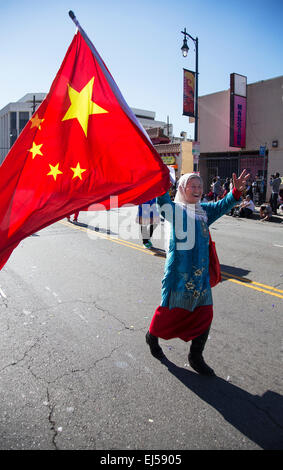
[145,331,165,360]
[188,352,215,376]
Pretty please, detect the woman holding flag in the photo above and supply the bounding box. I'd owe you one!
[146,170,249,376]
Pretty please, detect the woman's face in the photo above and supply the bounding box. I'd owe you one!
[185,178,203,204]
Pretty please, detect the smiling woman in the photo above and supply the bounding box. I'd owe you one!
[146,170,250,376]
[184,176,203,203]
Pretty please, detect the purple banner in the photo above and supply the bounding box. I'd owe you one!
[230,95,246,147]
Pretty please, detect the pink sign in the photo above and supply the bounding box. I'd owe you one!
[232,95,246,147]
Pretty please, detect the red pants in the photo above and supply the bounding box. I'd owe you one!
[149,305,213,342]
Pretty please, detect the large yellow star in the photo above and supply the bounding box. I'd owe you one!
[30,113,45,130]
[29,142,43,159]
[47,163,63,181]
[70,162,87,180]
[62,77,108,136]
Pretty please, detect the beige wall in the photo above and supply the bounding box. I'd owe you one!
[246,77,283,196]
[199,90,235,153]
[246,77,283,150]
[180,141,193,175]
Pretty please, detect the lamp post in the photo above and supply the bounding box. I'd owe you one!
[181,28,198,143]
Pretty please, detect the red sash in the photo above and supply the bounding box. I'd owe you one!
[209,232,221,287]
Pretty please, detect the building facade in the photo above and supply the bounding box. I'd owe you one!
[0,93,46,163]
[0,97,173,165]
[131,107,173,139]
[198,75,283,198]
[0,94,190,184]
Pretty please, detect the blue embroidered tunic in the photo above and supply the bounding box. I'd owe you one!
[156,190,240,312]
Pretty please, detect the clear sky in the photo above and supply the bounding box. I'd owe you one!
[1,0,282,138]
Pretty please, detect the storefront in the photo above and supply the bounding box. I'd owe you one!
[199,150,268,192]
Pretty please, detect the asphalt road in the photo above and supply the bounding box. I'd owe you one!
[0,207,282,450]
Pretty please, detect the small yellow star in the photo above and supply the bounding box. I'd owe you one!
[30,113,45,130]
[47,163,63,181]
[29,142,43,159]
[62,77,108,137]
[70,162,87,180]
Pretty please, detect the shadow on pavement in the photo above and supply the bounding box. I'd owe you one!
[71,220,117,236]
[220,264,250,282]
[160,356,283,450]
[69,220,167,255]
[150,247,166,258]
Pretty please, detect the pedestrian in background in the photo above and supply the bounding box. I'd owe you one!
[270,173,281,214]
[245,180,254,200]
[67,210,80,223]
[136,199,160,249]
[222,177,230,197]
[278,189,283,213]
[211,177,223,201]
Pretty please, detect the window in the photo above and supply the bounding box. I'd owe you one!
[19,111,30,133]
[10,112,17,147]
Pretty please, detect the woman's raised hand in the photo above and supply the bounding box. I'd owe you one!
[232,169,250,193]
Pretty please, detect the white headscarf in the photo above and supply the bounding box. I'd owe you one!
[175,173,207,221]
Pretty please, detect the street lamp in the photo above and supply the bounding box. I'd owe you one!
[181,28,198,142]
[181,35,189,57]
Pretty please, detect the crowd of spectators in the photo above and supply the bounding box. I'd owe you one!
[200,172,282,222]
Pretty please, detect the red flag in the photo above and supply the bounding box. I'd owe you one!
[0,27,169,269]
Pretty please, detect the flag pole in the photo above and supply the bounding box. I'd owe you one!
[68,11,92,47]
[68,11,88,48]
[68,10,80,28]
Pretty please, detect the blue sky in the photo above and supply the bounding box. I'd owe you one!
[0,0,282,138]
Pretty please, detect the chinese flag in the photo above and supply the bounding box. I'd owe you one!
[0,28,170,270]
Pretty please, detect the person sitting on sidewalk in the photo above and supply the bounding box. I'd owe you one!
[231,195,255,218]
[259,204,272,221]
[238,195,255,218]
